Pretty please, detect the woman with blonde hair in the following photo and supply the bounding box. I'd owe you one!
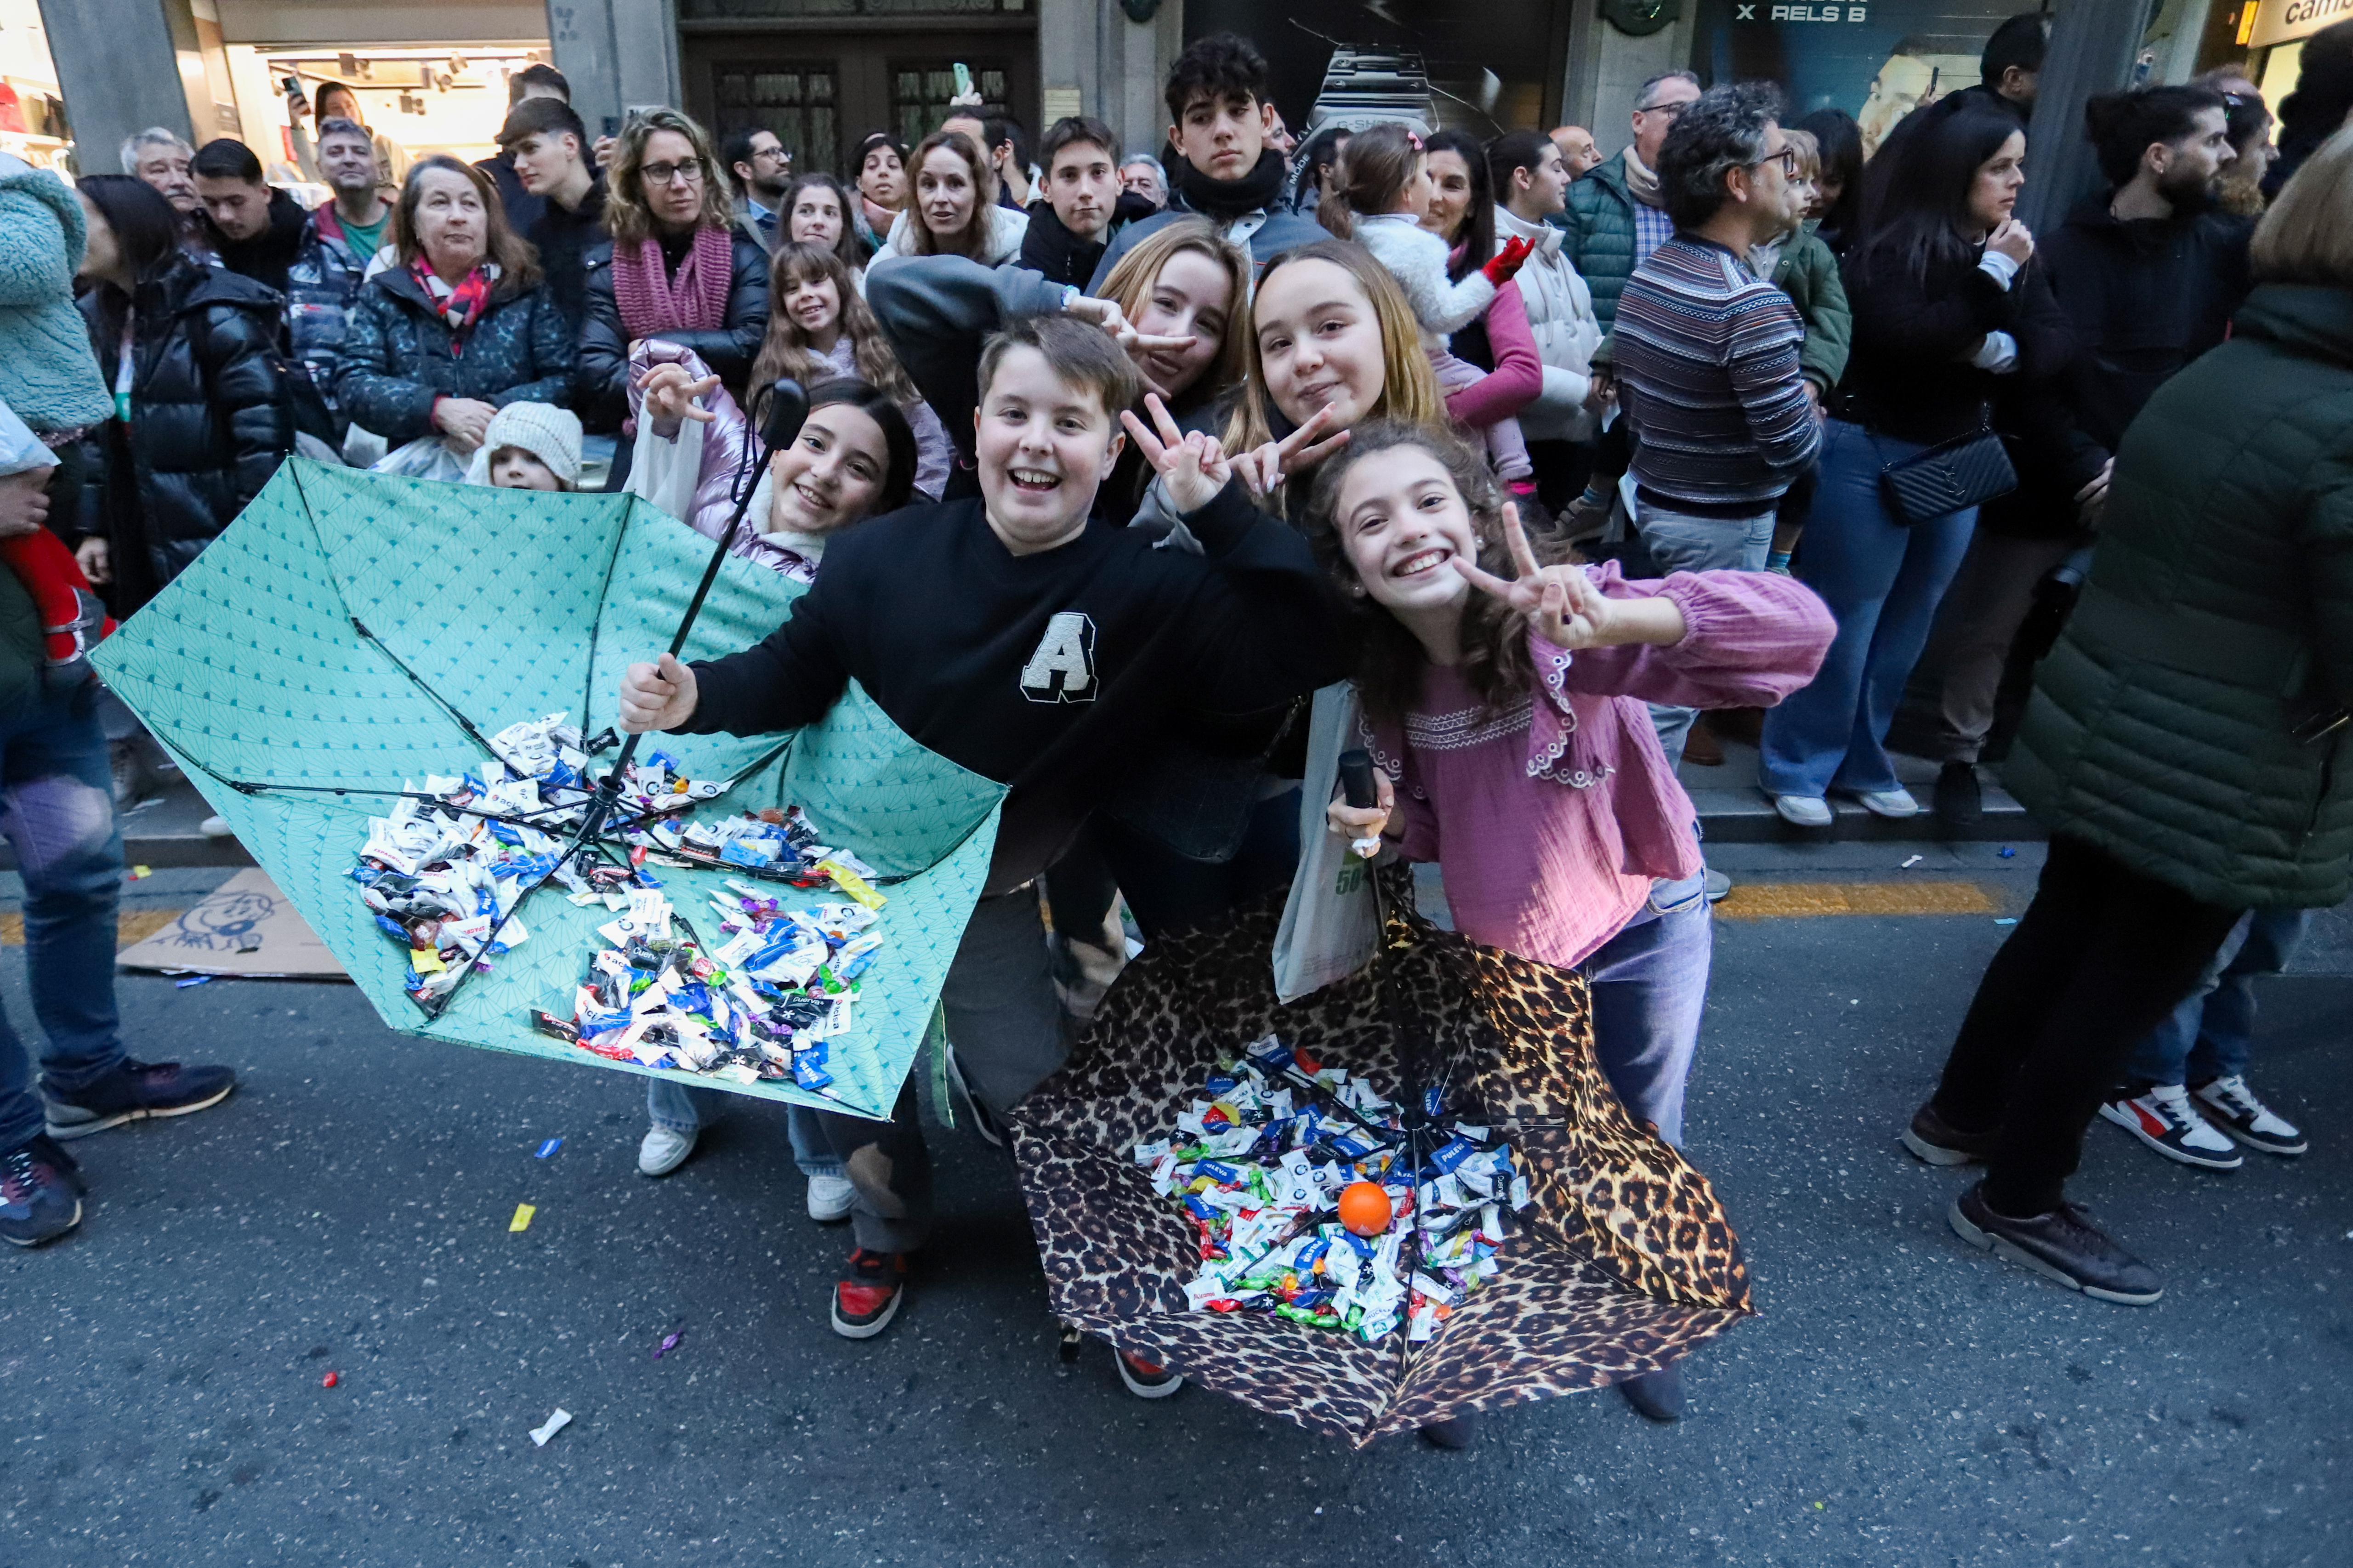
[866,130,1028,276]
[578,107,770,435]
[1904,126,2353,1310]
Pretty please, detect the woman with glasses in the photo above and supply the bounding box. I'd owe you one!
[1758,102,2069,829]
[578,108,771,449]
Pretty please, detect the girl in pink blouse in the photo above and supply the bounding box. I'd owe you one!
[1303,422,1833,1425]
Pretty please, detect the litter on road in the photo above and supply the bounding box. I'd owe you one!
[535,1138,562,1159]
[509,1203,535,1233]
[529,1408,572,1447]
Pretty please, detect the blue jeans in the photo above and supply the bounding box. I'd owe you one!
[1631,504,1776,771]
[0,672,127,1152]
[1580,874,1714,1148]
[2124,907,2314,1088]
[1758,419,1978,797]
[645,1080,844,1180]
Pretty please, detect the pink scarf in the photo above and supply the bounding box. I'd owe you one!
[610,226,734,343]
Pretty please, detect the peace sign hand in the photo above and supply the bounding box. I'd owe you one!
[1451,502,1624,650]
[1228,402,1350,501]
[1119,392,1234,515]
[1064,294,1198,361]
[638,363,722,438]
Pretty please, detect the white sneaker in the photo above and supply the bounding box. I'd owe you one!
[2097,1084,2242,1169]
[1850,788,1921,818]
[2195,1074,2308,1156]
[638,1123,697,1176]
[1773,794,1834,828]
[805,1171,856,1222]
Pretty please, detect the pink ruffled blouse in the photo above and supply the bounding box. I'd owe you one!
[1363,563,1834,968]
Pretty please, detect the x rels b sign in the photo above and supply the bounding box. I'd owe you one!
[1735,4,1871,18]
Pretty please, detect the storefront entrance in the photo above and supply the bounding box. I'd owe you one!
[681,25,1038,179]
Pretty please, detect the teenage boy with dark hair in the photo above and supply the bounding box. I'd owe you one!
[1086,32,1324,290]
[480,63,573,229]
[190,139,307,295]
[496,96,609,336]
[615,313,1345,1386]
[1018,116,1156,287]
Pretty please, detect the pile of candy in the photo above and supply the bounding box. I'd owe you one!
[347,712,888,1093]
[1135,1035,1531,1344]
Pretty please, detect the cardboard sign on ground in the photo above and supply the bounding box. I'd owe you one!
[117,868,348,980]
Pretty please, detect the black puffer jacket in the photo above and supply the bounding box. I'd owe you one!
[576,229,769,431]
[333,264,577,444]
[77,251,294,611]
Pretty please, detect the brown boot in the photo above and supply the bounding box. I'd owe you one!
[1682,716,1725,767]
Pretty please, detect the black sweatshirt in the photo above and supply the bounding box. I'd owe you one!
[1836,245,2072,445]
[679,479,1349,891]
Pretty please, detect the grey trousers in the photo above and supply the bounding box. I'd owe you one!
[1632,503,1777,768]
[1922,531,2078,765]
[815,882,1069,1254]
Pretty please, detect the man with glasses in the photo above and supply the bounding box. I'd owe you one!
[1555,68,1701,337]
[722,127,791,252]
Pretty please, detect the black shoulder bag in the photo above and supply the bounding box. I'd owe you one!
[1878,422,2017,526]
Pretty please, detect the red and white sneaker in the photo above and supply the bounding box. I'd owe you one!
[830,1248,907,1339]
[2098,1084,2242,1170]
[1114,1346,1183,1399]
[2194,1075,2308,1156]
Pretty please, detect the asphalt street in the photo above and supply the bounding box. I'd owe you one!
[1,849,2345,1568]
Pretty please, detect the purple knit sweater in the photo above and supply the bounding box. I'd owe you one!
[1364,564,1833,967]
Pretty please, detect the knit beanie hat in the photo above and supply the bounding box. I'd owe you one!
[468,402,583,488]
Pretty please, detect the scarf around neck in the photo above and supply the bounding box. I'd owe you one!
[611,225,734,343]
[1170,146,1289,223]
[1621,145,1665,210]
[410,259,499,353]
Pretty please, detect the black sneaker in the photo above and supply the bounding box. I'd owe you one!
[942,1046,1006,1149]
[1618,1363,1685,1423]
[2,1135,87,1247]
[1934,761,1984,832]
[44,1059,236,1142]
[1948,1180,2163,1306]
[1417,1412,1482,1449]
[1114,1346,1184,1399]
[829,1248,907,1340]
[1901,1101,1996,1166]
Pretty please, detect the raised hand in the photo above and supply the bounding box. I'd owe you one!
[1228,402,1349,501]
[618,652,699,734]
[638,363,721,437]
[1987,217,2035,266]
[1451,502,1685,651]
[1120,393,1233,515]
[1480,233,1534,285]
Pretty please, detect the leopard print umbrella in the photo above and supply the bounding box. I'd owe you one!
[1008,868,1754,1447]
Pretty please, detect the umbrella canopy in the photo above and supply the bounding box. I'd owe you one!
[93,458,1003,1120]
[1011,871,1754,1445]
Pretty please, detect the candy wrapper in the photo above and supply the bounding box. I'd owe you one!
[346,711,890,1093]
[1139,1034,1530,1345]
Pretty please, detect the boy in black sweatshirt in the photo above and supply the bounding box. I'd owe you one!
[616,314,1345,1354]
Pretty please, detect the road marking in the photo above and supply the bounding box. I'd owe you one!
[0,909,187,947]
[1713,881,2002,920]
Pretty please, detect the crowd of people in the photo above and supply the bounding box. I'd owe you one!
[0,14,2346,1452]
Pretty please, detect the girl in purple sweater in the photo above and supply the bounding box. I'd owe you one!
[1304,422,1833,1424]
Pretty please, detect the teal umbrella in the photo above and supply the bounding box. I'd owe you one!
[92,457,1004,1120]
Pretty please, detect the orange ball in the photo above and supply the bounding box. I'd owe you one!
[1337,1181,1393,1237]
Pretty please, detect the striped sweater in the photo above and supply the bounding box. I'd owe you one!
[1612,235,1819,517]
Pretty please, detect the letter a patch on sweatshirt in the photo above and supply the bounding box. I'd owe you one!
[1020,611,1097,703]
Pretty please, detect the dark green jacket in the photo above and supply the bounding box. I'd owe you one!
[1771,222,1851,392]
[2006,283,2353,908]
[1553,157,1642,337]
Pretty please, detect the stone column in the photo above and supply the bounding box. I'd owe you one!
[1043,0,1179,159]
[2018,0,2159,234]
[37,0,194,175]
[547,0,684,141]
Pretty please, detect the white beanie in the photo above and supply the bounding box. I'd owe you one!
[470,402,583,487]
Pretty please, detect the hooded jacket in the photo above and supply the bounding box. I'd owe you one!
[76,252,294,610]
[1492,201,1604,443]
[334,263,577,444]
[285,204,376,413]
[0,152,111,435]
[202,187,312,297]
[2006,283,2353,909]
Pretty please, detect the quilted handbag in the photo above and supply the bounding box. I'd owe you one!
[1878,426,2017,525]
